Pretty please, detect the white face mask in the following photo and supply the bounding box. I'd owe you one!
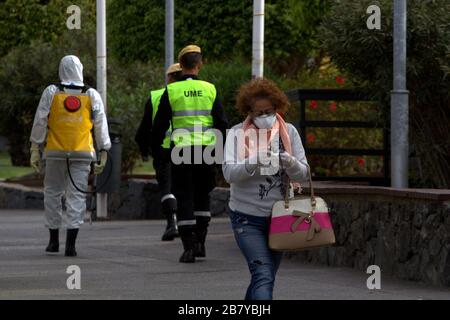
[253,113,276,129]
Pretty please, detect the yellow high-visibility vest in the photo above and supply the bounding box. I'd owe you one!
[45,91,94,160]
[167,79,216,147]
[151,88,171,149]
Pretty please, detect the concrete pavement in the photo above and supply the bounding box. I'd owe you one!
[0,210,449,300]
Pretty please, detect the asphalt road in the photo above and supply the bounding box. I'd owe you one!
[0,210,449,300]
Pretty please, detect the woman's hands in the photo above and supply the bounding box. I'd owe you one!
[245,150,279,174]
[279,152,297,169]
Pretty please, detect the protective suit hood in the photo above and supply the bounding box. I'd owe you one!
[59,55,84,87]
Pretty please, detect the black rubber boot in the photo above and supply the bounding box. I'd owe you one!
[65,228,79,257]
[161,197,179,241]
[45,229,59,253]
[162,213,179,241]
[194,228,207,258]
[179,231,196,263]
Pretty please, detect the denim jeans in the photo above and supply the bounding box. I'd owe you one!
[228,209,283,300]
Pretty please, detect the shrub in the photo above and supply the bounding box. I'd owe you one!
[107,61,164,173]
[0,0,96,58]
[319,0,450,188]
[107,0,329,74]
[278,64,385,180]
[0,29,99,166]
[0,30,159,172]
[201,59,283,126]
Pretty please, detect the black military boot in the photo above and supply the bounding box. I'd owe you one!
[179,231,196,263]
[194,228,207,258]
[161,197,179,241]
[65,228,79,257]
[162,214,179,241]
[45,229,59,253]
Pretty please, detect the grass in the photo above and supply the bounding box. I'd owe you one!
[130,157,155,174]
[0,151,34,180]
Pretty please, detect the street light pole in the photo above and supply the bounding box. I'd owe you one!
[391,0,409,188]
[252,0,264,78]
[96,0,108,218]
[165,0,174,84]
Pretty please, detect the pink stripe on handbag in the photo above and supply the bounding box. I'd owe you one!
[269,212,332,234]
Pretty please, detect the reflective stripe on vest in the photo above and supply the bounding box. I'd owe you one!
[151,88,171,149]
[167,79,216,146]
[45,92,94,160]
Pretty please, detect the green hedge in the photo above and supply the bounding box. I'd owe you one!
[107,0,329,75]
[319,0,450,188]
[0,0,96,58]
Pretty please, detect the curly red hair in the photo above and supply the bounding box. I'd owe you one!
[235,78,290,115]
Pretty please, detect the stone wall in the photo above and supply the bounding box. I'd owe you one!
[106,179,162,220]
[0,182,44,209]
[0,179,228,219]
[285,194,450,287]
[107,180,231,219]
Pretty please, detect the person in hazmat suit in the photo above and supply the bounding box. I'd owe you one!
[135,63,183,241]
[29,55,111,257]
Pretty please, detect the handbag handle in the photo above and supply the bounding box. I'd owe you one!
[283,162,316,210]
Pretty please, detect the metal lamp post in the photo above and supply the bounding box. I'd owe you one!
[391,0,409,188]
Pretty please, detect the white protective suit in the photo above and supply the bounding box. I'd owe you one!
[30,55,111,229]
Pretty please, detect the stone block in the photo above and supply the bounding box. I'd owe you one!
[209,188,230,217]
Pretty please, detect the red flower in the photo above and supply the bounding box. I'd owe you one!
[336,76,345,85]
[310,100,318,109]
[307,134,316,143]
[329,102,337,111]
[357,157,366,167]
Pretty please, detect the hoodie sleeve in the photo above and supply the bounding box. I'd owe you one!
[222,125,255,183]
[285,123,309,182]
[88,88,111,151]
[30,85,58,145]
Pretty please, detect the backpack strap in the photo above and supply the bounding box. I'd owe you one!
[55,82,90,93]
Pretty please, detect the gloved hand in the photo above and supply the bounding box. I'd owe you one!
[280,152,298,169]
[244,150,273,174]
[30,143,41,173]
[94,150,108,175]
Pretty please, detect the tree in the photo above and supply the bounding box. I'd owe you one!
[0,29,161,172]
[320,0,450,188]
[107,0,329,75]
[0,0,50,57]
[0,0,96,165]
[0,0,95,58]
[0,31,97,165]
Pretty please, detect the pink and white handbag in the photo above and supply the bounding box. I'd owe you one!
[269,164,336,251]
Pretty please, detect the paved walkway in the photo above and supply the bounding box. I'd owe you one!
[0,210,448,300]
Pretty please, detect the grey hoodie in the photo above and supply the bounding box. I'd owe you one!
[222,122,309,217]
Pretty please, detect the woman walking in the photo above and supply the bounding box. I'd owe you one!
[222,78,309,300]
